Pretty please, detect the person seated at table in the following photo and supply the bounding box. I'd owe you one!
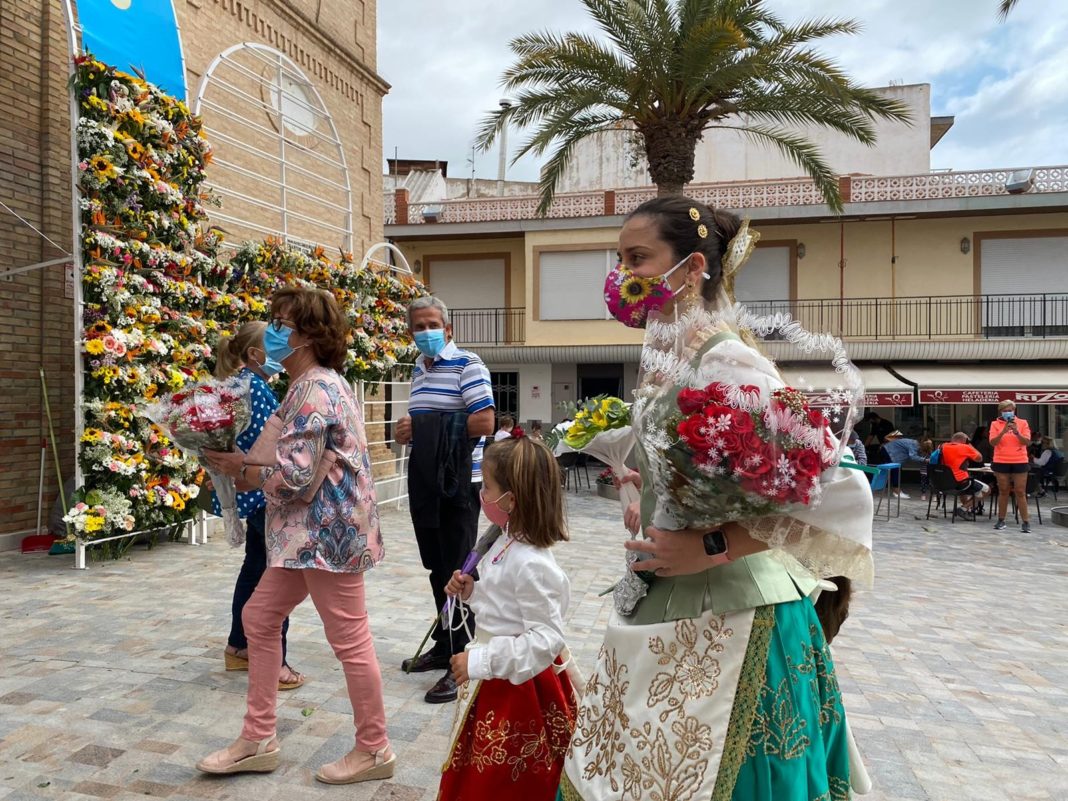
[941,432,991,517]
[1032,436,1064,495]
[879,430,929,500]
[494,415,516,442]
[970,426,993,464]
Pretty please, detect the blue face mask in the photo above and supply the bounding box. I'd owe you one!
[249,347,283,378]
[414,329,447,359]
[264,322,297,363]
[1001,411,1015,421]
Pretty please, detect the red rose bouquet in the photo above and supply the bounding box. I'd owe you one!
[144,374,252,545]
[661,381,836,526]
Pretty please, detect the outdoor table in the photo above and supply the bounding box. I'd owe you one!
[841,460,899,521]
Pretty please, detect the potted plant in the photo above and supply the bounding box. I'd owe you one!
[596,468,620,501]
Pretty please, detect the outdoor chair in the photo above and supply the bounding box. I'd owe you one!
[556,452,581,492]
[1042,460,1068,500]
[926,464,972,522]
[872,462,901,520]
[573,453,592,490]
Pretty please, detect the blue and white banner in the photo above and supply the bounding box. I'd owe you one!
[76,0,187,100]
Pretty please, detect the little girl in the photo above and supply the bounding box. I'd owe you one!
[439,436,578,801]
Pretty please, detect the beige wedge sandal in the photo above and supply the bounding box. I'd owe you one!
[196,736,279,774]
[314,746,395,785]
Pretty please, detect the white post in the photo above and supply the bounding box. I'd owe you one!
[74,540,87,570]
[496,99,512,193]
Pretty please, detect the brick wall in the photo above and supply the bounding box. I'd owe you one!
[0,0,386,547]
[0,0,76,546]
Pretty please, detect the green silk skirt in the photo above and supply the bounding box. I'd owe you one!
[559,598,851,801]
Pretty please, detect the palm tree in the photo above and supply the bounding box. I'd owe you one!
[476,0,911,214]
[998,0,1019,19]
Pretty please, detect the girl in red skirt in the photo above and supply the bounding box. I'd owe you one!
[439,435,579,801]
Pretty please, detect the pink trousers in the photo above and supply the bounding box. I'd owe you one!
[240,567,389,751]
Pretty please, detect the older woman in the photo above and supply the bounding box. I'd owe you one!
[197,287,393,784]
[990,399,1032,533]
[560,197,873,801]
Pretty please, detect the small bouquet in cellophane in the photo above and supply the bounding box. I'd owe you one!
[144,374,252,546]
[563,396,639,509]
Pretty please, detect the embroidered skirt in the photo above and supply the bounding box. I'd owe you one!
[440,662,578,801]
[559,599,852,801]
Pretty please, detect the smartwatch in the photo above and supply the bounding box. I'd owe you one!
[703,529,730,561]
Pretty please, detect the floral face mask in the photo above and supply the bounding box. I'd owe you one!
[603,254,693,328]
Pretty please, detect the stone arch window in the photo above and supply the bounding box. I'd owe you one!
[193,43,353,251]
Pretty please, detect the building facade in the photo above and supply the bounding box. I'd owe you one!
[385,168,1068,448]
[0,0,387,551]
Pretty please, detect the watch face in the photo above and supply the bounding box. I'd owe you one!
[703,530,727,556]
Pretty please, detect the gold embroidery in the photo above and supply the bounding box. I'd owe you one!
[647,616,734,722]
[569,645,632,791]
[811,775,851,801]
[787,624,843,727]
[446,703,574,781]
[559,772,586,801]
[441,678,480,771]
[747,677,811,760]
[711,607,774,801]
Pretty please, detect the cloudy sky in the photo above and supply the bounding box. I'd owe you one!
[378,0,1065,182]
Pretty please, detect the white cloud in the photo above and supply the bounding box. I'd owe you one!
[378,0,1066,181]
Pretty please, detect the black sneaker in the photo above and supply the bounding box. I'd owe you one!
[1022,521,1031,533]
[993,519,1007,531]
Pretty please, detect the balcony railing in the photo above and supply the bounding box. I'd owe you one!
[451,307,525,345]
[385,165,1068,225]
[742,293,1068,340]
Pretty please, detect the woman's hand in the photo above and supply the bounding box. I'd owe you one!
[450,652,470,685]
[202,449,244,480]
[614,469,642,491]
[445,570,474,601]
[624,525,722,577]
[623,502,641,535]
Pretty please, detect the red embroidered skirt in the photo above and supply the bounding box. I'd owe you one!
[439,664,578,801]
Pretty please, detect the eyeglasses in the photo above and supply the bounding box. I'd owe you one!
[269,317,294,332]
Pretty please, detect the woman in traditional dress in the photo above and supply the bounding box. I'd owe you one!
[559,197,874,801]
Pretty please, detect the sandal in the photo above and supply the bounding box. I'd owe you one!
[278,664,306,691]
[224,647,249,672]
[196,736,279,774]
[315,745,395,784]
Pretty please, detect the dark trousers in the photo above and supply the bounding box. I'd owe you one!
[413,482,481,656]
[229,506,289,665]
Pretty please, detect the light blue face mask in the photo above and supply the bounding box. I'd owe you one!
[1001,410,1015,421]
[264,322,298,363]
[249,347,283,378]
[414,329,447,359]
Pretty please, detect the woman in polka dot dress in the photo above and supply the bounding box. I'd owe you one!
[213,321,305,690]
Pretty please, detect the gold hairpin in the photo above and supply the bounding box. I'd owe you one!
[688,207,701,221]
[697,224,708,239]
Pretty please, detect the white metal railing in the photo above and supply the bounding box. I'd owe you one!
[356,375,412,508]
[73,510,211,570]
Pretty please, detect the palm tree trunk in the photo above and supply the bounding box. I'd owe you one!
[641,119,703,196]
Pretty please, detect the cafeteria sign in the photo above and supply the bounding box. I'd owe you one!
[807,391,913,408]
[919,389,1068,405]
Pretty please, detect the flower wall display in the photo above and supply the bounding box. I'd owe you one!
[71,56,424,547]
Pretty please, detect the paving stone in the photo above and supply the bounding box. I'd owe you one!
[1,492,1066,799]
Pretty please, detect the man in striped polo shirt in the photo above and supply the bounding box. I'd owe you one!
[395,296,495,704]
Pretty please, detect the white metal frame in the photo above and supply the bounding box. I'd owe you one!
[356,377,411,508]
[360,242,414,275]
[193,42,353,251]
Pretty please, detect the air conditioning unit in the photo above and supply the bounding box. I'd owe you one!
[1004,169,1036,194]
[421,204,443,223]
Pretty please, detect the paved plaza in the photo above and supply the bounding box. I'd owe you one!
[1,487,1067,801]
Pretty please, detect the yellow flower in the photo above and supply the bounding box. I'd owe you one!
[619,275,651,305]
[90,155,117,180]
[85,95,108,112]
[144,383,158,399]
[81,428,103,443]
[84,515,105,533]
[85,339,106,355]
[591,411,608,428]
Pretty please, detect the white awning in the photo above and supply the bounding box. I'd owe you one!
[779,365,914,408]
[894,363,1068,404]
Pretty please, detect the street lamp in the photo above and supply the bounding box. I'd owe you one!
[497,98,513,190]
